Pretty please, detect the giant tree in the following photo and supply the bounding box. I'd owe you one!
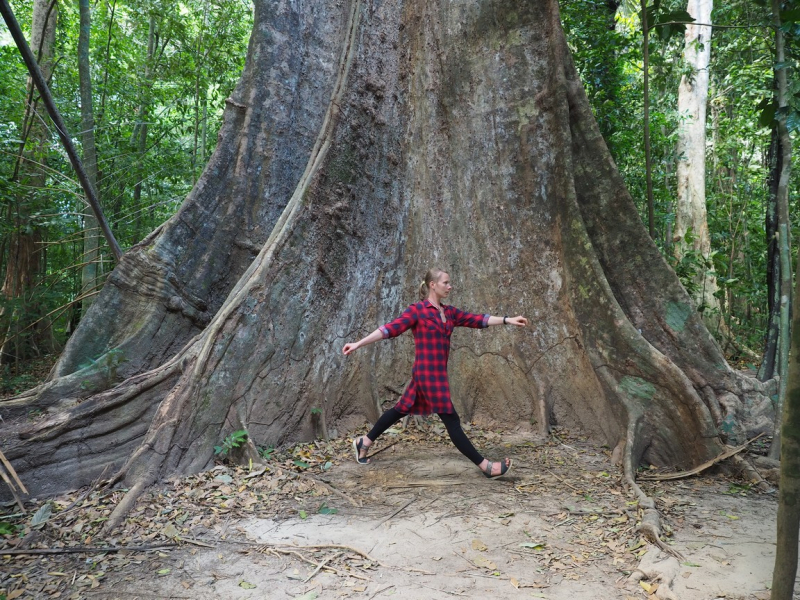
[1,0,776,532]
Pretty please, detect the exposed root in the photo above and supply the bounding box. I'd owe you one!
[621,422,684,562]
[628,548,680,600]
[727,453,772,492]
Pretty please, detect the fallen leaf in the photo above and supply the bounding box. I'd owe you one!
[510,577,520,588]
[239,580,256,589]
[520,542,546,551]
[292,592,318,600]
[472,539,488,552]
[473,556,497,570]
[156,568,171,576]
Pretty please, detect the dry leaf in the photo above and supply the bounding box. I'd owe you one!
[472,539,488,552]
[473,555,497,570]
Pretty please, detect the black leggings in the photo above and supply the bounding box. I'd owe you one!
[366,407,484,466]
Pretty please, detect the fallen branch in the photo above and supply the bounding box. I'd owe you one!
[0,447,28,513]
[0,543,177,556]
[638,433,765,481]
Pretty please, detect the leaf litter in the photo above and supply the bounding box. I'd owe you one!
[0,422,776,599]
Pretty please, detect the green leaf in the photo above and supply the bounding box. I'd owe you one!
[299,510,307,519]
[780,8,800,23]
[317,502,338,515]
[757,99,776,128]
[239,581,257,589]
[156,568,171,575]
[658,9,694,24]
[520,542,546,550]
[293,460,310,469]
[292,592,319,600]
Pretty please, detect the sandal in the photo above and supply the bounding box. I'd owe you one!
[352,436,370,465]
[483,458,512,479]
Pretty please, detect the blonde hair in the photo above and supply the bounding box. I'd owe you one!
[418,268,446,300]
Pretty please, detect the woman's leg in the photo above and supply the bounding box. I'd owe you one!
[438,412,512,477]
[437,412,483,465]
[353,407,406,463]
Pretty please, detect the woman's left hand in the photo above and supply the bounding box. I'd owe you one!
[506,315,528,327]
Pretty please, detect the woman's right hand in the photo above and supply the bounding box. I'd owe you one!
[343,342,359,355]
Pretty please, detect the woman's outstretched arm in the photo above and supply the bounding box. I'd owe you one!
[343,329,384,355]
[486,315,528,327]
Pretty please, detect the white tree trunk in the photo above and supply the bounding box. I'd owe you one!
[674,0,716,319]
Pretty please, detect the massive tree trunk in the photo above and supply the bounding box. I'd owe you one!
[1,0,776,528]
[0,0,59,365]
[673,0,719,323]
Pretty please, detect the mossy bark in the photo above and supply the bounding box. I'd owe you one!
[1,0,776,527]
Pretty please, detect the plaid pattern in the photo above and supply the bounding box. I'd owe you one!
[380,300,489,414]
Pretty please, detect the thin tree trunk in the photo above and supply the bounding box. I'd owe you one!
[133,14,155,241]
[759,125,781,381]
[771,247,800,599]
[78,0,100,314]
[769,0,793,460]
[98,0,116,121]
[674,0,717,321]
[641,0,655,238]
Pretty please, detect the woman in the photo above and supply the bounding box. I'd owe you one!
[342,268,528,479]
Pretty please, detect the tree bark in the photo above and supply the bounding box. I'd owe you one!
[132,14,155,242]
[673,0,718,322]
[768,0,793,460]
[771,242,800,600]
[0,0,776,531]
[759,126,780,381]
[641,0,655,239]
[78,0,100,313]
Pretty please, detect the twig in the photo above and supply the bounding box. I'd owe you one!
[638,434,765,481]
[0,543,177,555]
[299,473,359,507]
[0,464,26,513]
[544,469,581,492]
[373,497,416,530]
[386,480,465,488]
[266,547,371,581]
[367,584,395,599]
[0,448,29,494]
[176,536,215,548]
[419,582,467,596]
[453,550,481,570]
[303,551,341,583]
[366,440,400,459]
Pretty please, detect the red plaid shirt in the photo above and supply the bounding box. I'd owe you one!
[380,300,489,414]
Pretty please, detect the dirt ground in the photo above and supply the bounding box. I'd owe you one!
[0,424,785,600]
